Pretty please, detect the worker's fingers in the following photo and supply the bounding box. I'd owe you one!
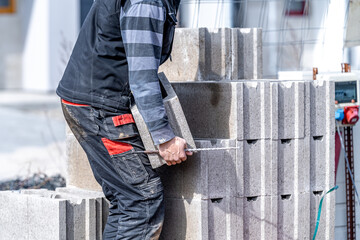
[185,151,193,156]
[179,149,186,159]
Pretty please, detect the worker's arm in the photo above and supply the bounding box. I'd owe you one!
[120,0,192,164]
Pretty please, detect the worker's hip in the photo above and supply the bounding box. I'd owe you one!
[60,99,163,200]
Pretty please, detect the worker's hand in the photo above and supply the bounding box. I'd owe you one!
[158,136,193,166]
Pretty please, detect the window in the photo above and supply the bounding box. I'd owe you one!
[285,0,307,16]
[0,0,16,14]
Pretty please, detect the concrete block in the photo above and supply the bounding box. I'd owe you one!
[240,81,272,140]
[0,189,109,240]
[310,134,335,192]
[159,28,263,81]
[310,190,336,240]
[160,197,241,240]
[159,28,232,81]
[159,73,196,151]
[173,80,311,141]
[277,193,311,239]
[0,191,67,240]
[241,195,278,239]
[160,193,335,239]
[172,81,238,139]
[238,139,277,197]
[308,80,335,137]
[272,81,306,139]
[55,188,108,240]
[231,28,263,80]
[159,139,237,199]
[131,73,196,168]
[66,133,102,191]
[277,138,310,194]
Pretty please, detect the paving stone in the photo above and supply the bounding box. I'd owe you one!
[159,139,237,199]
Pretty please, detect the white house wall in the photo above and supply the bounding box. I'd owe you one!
[0,4,22,89]
[23,0,79,92]
[0,0,79,92]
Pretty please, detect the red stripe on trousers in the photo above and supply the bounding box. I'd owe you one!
[101,138,133,155]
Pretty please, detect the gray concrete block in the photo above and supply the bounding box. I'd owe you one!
[159,139,237,199]
[55,187,109,240]
[310,190,336,240]
[240,81,272,140]
[0,191,67,240]
[241,195,278,239]
[0,189,109,240]
[173,80,310,141]
[159,28,262,81]
[272,81,306,139]
[308,80,335,137]
[277,193,311,239]
[278,138,310,194]
[160,197,241,240]
[160,193,335,239]
[66,133,102,191]
[310,134,335,192]
[0,192,30,240]
[159,28,232,81]
[231,28,263,80]
[172,81,238,139]
[160,198,205,240]
[131,73,196,168]
[238,139,278,197]
[159,73,196,152]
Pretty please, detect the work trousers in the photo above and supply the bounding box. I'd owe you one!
[61,100,164,240]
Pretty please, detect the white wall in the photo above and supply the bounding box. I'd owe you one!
[22,0,50,91]
[0,0,79,92]
[0,5,22,89]
[22,0,79,92]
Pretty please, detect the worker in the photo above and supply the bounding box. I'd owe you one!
[56,0,192,238]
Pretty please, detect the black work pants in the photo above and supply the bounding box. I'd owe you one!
[61,100,164,240]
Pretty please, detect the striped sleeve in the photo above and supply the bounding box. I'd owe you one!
[120,0,175,145]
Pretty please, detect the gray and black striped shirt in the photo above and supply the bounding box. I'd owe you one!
[120,0,175,145]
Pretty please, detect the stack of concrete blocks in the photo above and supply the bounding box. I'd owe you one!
[156,28,335,239]
[158,79,335,239]
[0,188,108,240]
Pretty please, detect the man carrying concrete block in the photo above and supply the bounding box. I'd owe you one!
[56,0,192,239]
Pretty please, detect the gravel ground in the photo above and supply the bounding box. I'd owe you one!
[0,173,66,191]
